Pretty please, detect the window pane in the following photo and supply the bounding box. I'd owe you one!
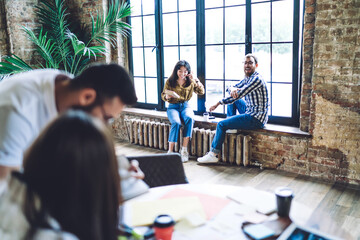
[206,45,223,79]
[179,0,196,11]
[252,0,267,2]
[180,46,197,73]
[225,6,246,43]
[163,47,179,78]
[162,0,177,13]
[143,15,156,46]
[206,81,224,114]
[225,0,246,6]
[131,17,143,47]
[145,78,158,104]
[163,13,178,45]
[225,44,245,80]
[132,48,144,76]
[273,44,292,83]
[205,0,223,9]
[205,8,223,44]
[179,11,196,45]
[144,47,157,77]
[130,0,141,16]
[252,2,270,42]
[142,0,155,15]
[134,77,145,102]
[252,44,270,83]
[273,0,293,42]
[272,83,292,117]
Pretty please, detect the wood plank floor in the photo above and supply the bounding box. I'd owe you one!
[115,141,360,239]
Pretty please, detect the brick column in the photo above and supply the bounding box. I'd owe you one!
[3,0,38,64]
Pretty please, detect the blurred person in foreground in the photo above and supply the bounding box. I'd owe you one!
[0,110,122,240]
[0,63,140,183]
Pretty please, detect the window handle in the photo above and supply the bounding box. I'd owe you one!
[152,45,158,52]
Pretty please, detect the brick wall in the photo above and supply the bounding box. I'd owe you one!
[1,0,38,64]
[0,0,126,66]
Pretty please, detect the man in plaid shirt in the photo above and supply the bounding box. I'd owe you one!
[198,53,269,163]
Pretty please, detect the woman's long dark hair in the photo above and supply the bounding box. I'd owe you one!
[168,60,192,88]
[23,110,121,240]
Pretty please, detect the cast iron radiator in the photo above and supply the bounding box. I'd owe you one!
[124,118,251,166]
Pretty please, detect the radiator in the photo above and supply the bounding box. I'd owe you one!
[124,118,251,166]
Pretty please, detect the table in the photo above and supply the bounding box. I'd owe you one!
[122,184,351,240]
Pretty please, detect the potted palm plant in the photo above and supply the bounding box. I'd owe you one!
[0,0,131,79]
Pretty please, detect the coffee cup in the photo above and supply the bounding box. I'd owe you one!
[153,214,175,240]
[203,112,209,121]
[275,187,294,218]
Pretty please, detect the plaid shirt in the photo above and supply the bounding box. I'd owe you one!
[219,71,269,124]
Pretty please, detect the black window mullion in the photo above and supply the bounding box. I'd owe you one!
[245,0,252,54]
[292,0,301,126]
[155,0,164,110]
[196,0,205,113]
[270,1,273,117]
[222,1,226,114]
[140,0,147,103]
[177,0,180,58]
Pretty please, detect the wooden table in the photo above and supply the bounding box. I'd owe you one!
[122,184,352,240]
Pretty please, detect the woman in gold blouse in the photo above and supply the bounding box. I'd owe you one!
[161,60,204,162]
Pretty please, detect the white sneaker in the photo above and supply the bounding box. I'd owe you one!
[197,152,219,163]
[180,148,189,162]
[226,129,237,134]
[167,150,173,154]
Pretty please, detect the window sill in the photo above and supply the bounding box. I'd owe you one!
[122,108,311,138]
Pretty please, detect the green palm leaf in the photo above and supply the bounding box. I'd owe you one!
[35,0,72,71]
[0,55,33,78]
[90,1,132,48]
[22,26,59,69]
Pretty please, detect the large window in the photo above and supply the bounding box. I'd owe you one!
[128,0,303,126]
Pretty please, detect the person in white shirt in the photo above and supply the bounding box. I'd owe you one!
[0,64,138,182]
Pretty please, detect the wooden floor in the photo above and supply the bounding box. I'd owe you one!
[115,141,360,240]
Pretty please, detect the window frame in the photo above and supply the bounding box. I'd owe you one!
[127,0,303,126]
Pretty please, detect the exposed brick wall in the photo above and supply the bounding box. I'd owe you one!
[3,0,38,64]
[0,1,10,59]
[300,0,316,132]
[0,0,126,67]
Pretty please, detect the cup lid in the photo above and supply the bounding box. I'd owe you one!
[154,214,175,228]
[275,187,294,197]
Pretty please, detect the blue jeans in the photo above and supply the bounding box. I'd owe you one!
[210,99,264,154]
[167,102,195,143]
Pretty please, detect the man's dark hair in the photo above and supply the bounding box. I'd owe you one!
[70,63,137,105]
[245,53,258,65]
